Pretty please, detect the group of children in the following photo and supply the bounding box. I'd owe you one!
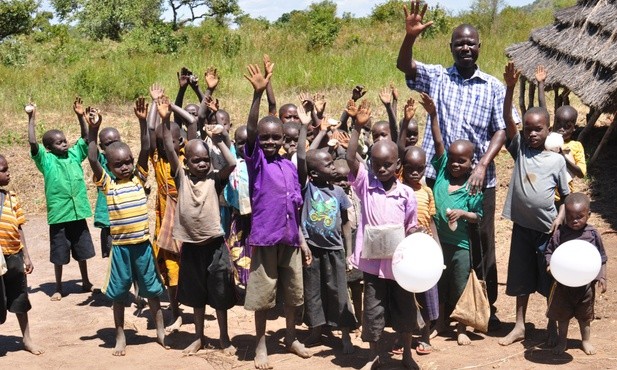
[0,56,606,369]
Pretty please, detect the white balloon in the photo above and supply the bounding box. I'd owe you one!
[392,232,444,293]
[550,240,602,287]
[545,132,564,152]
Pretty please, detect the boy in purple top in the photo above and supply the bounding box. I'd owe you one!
[242,64,312,370]
[346,99,420,369]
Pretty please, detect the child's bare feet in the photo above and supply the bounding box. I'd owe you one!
[50,291,62,301]
[581,340,596,355]
[113,330,126,356]
[220,336,236,355]
[156,327,169,350]
[183,338,204,354]
[457,332,471,345]
[23,341,45,355]
[254,337,271,370]
[286,339,311,358]
[360,355,381,370]
[552,337,567,355]
[165,316,183,333]
[402,347,419,369]
[499,326,525,346]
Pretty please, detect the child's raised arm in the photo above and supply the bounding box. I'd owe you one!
[188,69,205,103]
[86,109,104,181]
[73,96,88,140]
[338,85,366,133]
[503,62,521,141]
[159,96,181,175]
[27,103,38,155]
[379,86,398,142]
[398,97,416,155]
[346,100,371,177]
[535,65,547,109]
[148,83,164,156]
[296,105,311,186]
[419,93,443,157]
[263,54,277,116]
[244,64,272,154]
[204,66,219,99]
[213,128,237,181]
[390,82,399,121]
[134,97,150,171]
[174,67,191,126]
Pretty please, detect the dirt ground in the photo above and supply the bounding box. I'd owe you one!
[2,124,617,369]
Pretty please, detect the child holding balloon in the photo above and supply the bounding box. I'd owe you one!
[545,193,606,355]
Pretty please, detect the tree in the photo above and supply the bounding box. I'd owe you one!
[50,0,163,41]
[469,0,505,32]
[0,0,38,40]
[306,0,341,50]
[166,0,241,29]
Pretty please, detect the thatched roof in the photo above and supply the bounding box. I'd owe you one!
[506,0,617,112]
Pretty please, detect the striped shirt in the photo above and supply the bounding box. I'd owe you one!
[406,62,519,188]
[95,166,150,246]
[412,184,436,234]
[0,190,26,255]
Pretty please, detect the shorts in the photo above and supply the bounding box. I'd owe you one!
[417,284,439,322]
[244,244,303,311]
[49,219,95,265]
[438,243,471,314]
[157,249,180,287]
[100,227,112,258]
[177,237,236,310]
[361,272,422,342]
[102,241,164,301]
[1,251,31,314]
[505,223,552,297]
[546,281,595,322]
[303,247,357,329]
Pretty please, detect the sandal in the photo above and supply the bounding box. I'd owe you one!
[415,341,433,355]
[390,346,403,355]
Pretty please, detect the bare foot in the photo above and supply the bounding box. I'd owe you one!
[165,316,183,334]
[360,355,381,370]
[182,338,204,355]
[254,340,271,370]
[220,337,236,356]
[286,339,312,358]
[552,337,567,355]
[402,349,419,369]
[23,341,45,355]
[457,332,471,346]
[581,340,596,355]
[156,327,169,350]
[50,291,62,301]
[498,326,525,346]
[113,333,126,356]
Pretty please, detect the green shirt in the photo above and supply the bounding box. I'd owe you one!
[432,153,483,250]
[31,138,93,225]
[93,152,114,228]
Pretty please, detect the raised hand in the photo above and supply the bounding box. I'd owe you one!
[134,97,149,121]
[356,100,372,127]
[263,54,274,77]
[345,99,358,118]
[204,95,219,112]
[85,106,101,127]
[351,85,367,101]
[299,92,314,113]
[390,82,399,102]
[379,87,391,105]
[403,1,433,38]
[535,65,547,83]
[205,66,219,90]
[73,96,85,116]
[314,93,327,116]
[157,96,171,119]
[297,104,312,125]
[419,92,436,116]
[177,67,191,88]
[404,97,416,121]
[503,61,520,87]
[243,64,271,92]
[149,83,165,101]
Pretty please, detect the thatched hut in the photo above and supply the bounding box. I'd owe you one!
[506,0,617,164]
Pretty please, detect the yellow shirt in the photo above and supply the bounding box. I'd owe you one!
[0,190,26,255]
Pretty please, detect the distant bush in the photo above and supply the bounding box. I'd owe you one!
[306,1,341,50]
[0,37,27,66]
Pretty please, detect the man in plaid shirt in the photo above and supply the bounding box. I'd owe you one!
[397,1,519,328]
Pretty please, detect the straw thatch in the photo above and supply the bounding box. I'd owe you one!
[506,0,617,113]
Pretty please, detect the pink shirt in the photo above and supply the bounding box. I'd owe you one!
[350,165,418,279]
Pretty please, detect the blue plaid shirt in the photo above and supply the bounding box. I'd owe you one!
[406,62,518,188]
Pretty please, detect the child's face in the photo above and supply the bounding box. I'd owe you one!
[280,107,299,123]
[107,147,135,180]
[258,121,284,158]
[47,132,69,156]
[283,126,300,155]
[0,158,10,186]
[234,127,248,159]
[565,202,589,231]
[524,113,549,149]
[184,140,211,178]
[371,123,391,143]
[333,164,350,189]
[155,124,182,157]
[371,141,399,183]
[402,151,426,186]
[405,120,419,147]
[209,111,231,132]
[99,130,121,152]
[447,141,473,178]
[553,116,575,142]
[310,151,336,182]
[185,104,199,118]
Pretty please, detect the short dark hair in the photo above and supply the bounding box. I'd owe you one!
[565,192,590,209]
[105,141,131,156]
[42,129,65,149]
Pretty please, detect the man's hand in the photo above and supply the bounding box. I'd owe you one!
[503,61,520,88]
[403,0,433,38]
[468,164,486,195]
[73,96,85,116]
[24,255,34,274]
[134,97,148,121]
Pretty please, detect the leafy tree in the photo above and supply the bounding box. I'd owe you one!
[0,0,38,40]
[306,1,340,50]
[166,0,241,29]
[371,0,405,23]
[468,0,505,32]
[50,0,163,41]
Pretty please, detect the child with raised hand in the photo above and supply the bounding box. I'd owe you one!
[420,92,483,346]
[499,62,570,347]
[159,95,238,355]
[242,63,312,370]
[0,154,44,355]
[398,98,420,152]
[88,98,167,356]
[545,193,606,355]
[378,85,399,142]
[346,99,421,369]
[296,110,357,353]
[28,98,95,301]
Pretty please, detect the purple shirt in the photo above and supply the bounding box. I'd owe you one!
[350,165,418,279]
[245,142,303,247]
